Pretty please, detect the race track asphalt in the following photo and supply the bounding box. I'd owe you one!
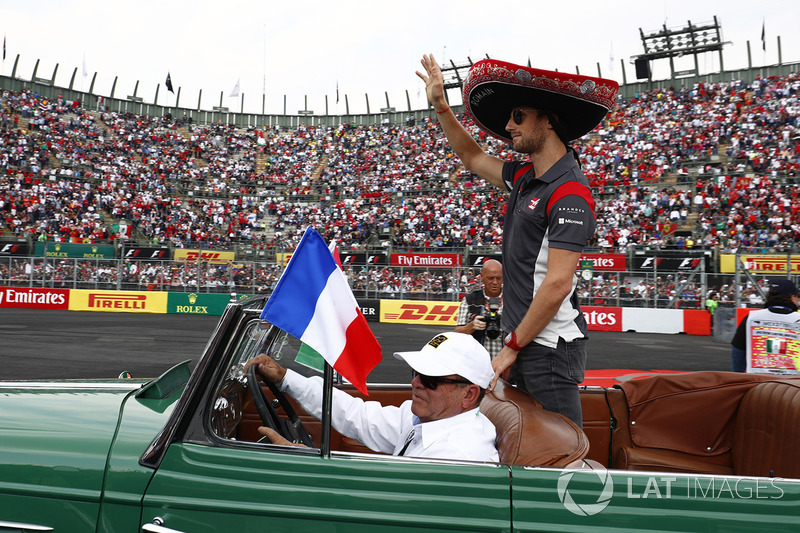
[0,308,732,383]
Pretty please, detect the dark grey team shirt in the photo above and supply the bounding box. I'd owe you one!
[500,151,595,348]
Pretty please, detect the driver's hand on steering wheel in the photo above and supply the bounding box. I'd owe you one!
[244,353,287,384]
[258,427,308,448]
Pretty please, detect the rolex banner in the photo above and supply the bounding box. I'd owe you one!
[166,292,237,315]
[34,242,116,259]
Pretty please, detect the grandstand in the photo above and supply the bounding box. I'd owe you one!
[1,33,798,310]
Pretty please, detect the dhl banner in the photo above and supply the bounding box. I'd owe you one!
[69,289,168,313]
[720,254,799,274]
[381,299,460,325]
[173,249,236,264]
[275,252,293,266]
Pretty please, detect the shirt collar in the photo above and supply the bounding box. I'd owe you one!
[413,407,482,449]
[521,149,578,186]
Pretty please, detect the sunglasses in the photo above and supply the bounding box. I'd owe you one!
[511,108,538,125]
[412,371,472,391]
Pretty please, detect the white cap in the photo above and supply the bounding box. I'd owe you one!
[394,332,494,389]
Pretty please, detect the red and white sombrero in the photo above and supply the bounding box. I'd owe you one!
[462,59,619,143]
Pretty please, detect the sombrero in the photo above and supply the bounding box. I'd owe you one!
[462,59,619,143]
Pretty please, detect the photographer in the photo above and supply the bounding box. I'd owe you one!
[455,259,503,359]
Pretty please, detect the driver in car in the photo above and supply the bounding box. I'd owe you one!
[245,331,499,462]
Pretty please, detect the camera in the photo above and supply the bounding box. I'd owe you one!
[484,297,501,339]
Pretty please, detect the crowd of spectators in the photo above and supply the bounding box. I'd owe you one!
[1,250,778,311]
[1,72,799,307]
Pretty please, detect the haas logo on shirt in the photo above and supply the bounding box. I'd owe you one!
[528,197,540,211]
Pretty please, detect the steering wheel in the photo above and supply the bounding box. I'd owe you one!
[246,364,313,447]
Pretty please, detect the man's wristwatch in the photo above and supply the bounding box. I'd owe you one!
[504,331,524,352]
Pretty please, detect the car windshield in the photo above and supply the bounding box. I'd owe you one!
[230,319,325,379]
[209,317,324,444]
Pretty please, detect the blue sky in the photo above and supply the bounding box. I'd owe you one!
[2,0,798,115]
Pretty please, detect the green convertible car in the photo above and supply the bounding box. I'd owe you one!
[1,296,799,532]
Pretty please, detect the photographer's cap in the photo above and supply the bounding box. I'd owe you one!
[394,332,494,389]
[769,279,800,296]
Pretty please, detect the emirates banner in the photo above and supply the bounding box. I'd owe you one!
[0,287,69,310]
[581,306,623,332]
[579,253,626,271]
[390,253,462,268]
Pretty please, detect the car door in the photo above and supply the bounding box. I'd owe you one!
[510,464,800,532]
[141,444,510,532]
[139,305,512,532]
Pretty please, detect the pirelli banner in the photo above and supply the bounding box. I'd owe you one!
[173,249,236,264]
[720,254,799,274]
[381,299,461,325]
[69,289,168,313]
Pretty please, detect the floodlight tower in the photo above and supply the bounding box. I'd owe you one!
[437,55,491,105]
[631,16,728,80]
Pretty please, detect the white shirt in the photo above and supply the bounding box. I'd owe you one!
[281,370,498,462]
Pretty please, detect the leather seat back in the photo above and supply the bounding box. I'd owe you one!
[481,379,589,467]
[732,380,800,477]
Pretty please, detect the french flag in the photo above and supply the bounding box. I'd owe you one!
[261,227,382,395]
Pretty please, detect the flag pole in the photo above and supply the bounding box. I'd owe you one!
[321,362,334,458]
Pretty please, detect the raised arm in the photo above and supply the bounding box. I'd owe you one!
[416,54,505,188]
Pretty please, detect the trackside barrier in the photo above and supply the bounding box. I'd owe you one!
[0,288,715,335]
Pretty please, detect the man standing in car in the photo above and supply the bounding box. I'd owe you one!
[416,54,618,427]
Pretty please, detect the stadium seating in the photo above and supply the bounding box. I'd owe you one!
[1,72,798,304]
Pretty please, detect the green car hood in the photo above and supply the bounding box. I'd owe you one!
[0,361,189,526]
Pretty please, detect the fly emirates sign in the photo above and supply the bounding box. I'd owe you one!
[581,306,622,332]
[390,253,462,268]
[0,288,69,310]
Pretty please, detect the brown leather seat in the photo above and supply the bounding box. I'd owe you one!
[480,379,589,467]
[732,380,800,477]
[608,373,800,476]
